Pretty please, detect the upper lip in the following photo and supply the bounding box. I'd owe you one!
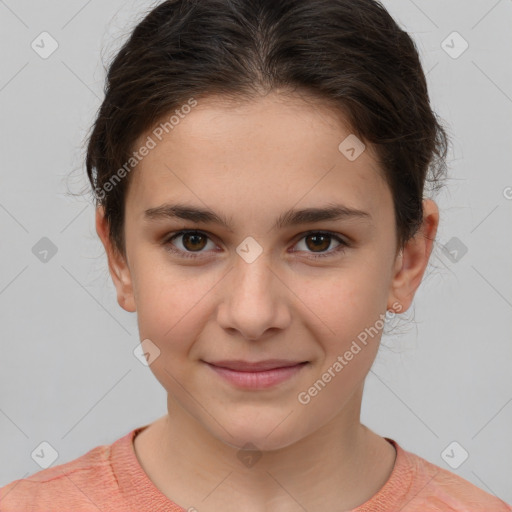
[205,360,307,372]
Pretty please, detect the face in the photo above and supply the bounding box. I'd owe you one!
[97,91,437,451]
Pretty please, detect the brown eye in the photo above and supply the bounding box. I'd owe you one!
[181,232,208,251]
[164,230,348,261]
[165,230,216,259]
[293,231,348,260]
[304,233,331,252]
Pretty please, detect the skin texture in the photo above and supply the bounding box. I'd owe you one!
[96,90,439,511]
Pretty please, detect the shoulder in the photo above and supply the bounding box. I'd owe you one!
[0,434,126,511]
[394,440,512,512]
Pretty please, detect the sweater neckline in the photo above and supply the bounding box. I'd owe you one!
[110,424,411,511]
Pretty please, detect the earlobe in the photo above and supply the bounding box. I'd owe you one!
[387,199,439,313]
[95,206,136,313]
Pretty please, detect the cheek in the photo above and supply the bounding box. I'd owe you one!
[294,270,390,414]
[304,262,391,338]
[133,261,219,350]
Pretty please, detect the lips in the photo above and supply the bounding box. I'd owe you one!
[205,360,307,372]
[204,360,309,389]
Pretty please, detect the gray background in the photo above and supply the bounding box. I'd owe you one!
[1,0,511,505]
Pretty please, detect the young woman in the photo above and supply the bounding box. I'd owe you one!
[1,0,510,510]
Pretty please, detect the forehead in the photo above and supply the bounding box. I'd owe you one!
[125,92,391,226]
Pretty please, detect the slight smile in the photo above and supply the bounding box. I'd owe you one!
[203,360,310,390]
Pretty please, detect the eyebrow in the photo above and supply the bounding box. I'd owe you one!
[143,202,371,232]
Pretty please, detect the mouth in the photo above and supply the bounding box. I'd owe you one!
[206,359,308,371]
[203,360,309,389]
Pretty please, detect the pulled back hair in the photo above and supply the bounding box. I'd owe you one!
[85,0,448,257]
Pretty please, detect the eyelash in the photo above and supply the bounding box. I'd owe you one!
[163,230,349,260]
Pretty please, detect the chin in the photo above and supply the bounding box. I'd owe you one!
[210,414,306,453]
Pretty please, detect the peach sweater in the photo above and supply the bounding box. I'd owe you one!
[1,425,510,511]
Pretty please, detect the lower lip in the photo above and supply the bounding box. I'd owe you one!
[205,362,308,389]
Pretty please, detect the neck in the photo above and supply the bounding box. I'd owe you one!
[134,386,396,511]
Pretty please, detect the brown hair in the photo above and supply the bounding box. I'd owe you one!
[85,0,448,257]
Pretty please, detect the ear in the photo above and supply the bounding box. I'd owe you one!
[387,199,439,313]
[95,206,136,313]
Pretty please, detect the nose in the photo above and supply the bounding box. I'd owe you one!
[216,255,292,341]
